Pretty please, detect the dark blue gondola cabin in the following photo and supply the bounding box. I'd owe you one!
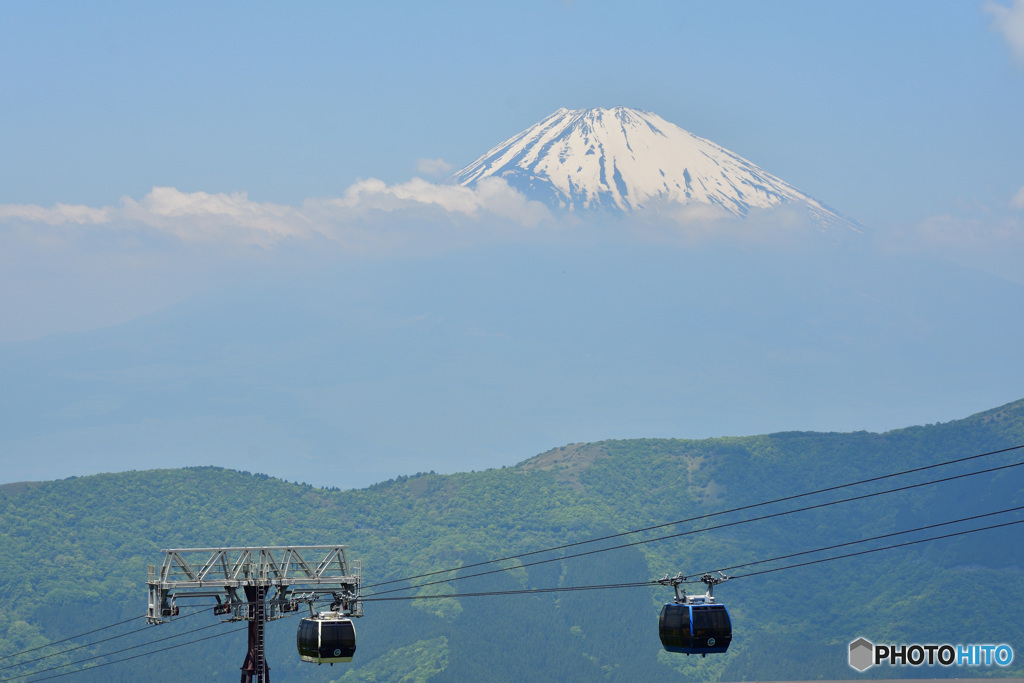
[297,615,356,665]
[659,601,732,655]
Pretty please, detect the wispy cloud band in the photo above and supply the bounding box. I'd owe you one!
[0,203,115,225]
[0,178,554,250]
[985,0,1024,63]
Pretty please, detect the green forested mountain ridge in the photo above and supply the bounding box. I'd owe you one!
[1,399,1022,681]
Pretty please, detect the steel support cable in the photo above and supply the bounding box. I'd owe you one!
[361,511,1024,603]
[9,442,1015,665]
[19,605,313,682]
[0,598,294,674]
[683,503,1024,581]
[5,444,1021,676]
[0,616,145,663]
[12,516,1022,679]
[0,610,211,671]
[0,609,208,674]
[364,443,1024,590]
[20,626,246,683]
[0,618,231,682]
[365,459,1024,597]
[726,518,1024,582]
[361,581,659,603]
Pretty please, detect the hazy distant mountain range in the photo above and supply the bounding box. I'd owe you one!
[452,107,855,229]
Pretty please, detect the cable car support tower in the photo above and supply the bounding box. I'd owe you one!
[146,545,362,682]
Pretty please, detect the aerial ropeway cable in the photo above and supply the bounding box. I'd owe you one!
[7,443,1018,668]
[11,625,247,683]
[714,516,1024,583]
[15,507,1019,680]
[0,616,145,664]
[363,443,1024,592]
[0,609,208,675]
[0,616,244,683]
[9,507,1023,680]
[685,504,1024,581]
[358,504,1024,604]
[359,509,1024,660]
[364,456,1024,597]
[4,443,1021,679]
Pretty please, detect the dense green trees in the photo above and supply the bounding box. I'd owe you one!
[1,399,1022,680]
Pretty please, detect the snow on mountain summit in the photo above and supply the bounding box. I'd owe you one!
[452,107,853,228]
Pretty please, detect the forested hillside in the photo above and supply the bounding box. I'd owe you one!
[1,399,1023,681]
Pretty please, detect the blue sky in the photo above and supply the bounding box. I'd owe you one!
[2,0,1023,341]
[2,1,1022,224]
[2,2,1024,486]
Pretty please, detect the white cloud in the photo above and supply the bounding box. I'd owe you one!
[330,177,483,215]
[316,176,551,227]
[120,187,310,246]
[0,178,553,251]
[0,202,114,225]
[985,0,1024,62]
[0,179,870,255]
[899,210,1024,285]
[415,158,453,177]
[1011,185,1024,209]
[915,212,1024,247]
[621,200,851,250]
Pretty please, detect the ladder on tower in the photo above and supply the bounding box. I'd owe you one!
[255,584,266,682]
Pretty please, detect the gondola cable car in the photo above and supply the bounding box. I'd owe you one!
[296,594,358,666]
[658,572,732,657]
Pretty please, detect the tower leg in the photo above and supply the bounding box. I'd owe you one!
[239,585,270,682]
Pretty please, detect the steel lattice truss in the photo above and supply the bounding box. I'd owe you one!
[147,545,361,624]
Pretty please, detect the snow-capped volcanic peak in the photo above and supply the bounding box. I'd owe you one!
[453,107,849,226]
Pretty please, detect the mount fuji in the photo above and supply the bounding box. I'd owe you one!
[453,107,854,229]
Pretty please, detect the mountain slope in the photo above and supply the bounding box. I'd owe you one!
[0,398,1022,681]
[452,107,854,228]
